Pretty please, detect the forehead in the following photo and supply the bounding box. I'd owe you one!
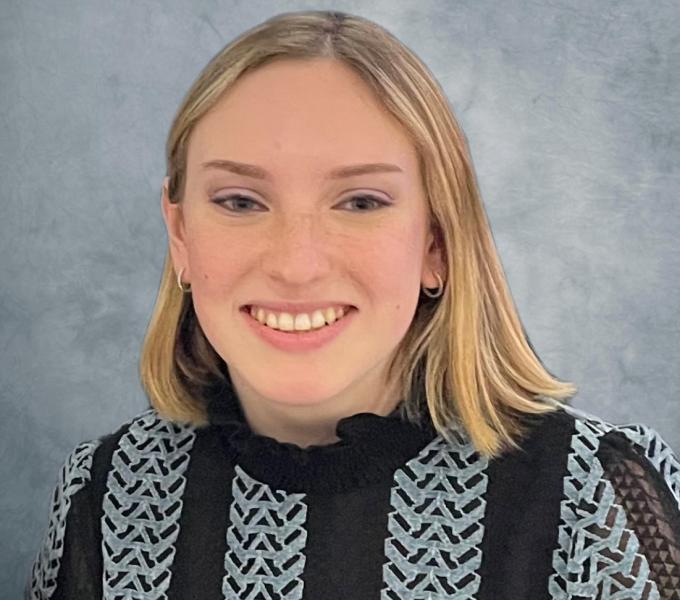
[187,58,418,179]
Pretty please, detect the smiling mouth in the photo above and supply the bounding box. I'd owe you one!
[240,305,357,332]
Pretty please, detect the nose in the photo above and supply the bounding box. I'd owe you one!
[261,212,332,286]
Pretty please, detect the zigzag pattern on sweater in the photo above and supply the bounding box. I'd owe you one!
[549,407,680,599]
[222,464,308,599]
[28,405,679,599]
[26,438,101,600]
[101,408,196,599]
[382,428,488,599]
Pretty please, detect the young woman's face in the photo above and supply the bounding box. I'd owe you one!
[162,58,443,411]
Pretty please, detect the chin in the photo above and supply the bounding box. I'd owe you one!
[255,380,343,406]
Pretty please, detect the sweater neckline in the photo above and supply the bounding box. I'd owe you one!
[205,374,440,494]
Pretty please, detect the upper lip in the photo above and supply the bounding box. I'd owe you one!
[243,301,356,313]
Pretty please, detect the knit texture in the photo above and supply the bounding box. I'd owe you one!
[25,379,680,599]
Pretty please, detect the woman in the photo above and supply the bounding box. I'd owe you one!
[26,9,680,599]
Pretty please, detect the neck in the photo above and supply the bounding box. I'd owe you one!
[225,365,403,448]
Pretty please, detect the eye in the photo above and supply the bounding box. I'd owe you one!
[337,194,391,212]
[211,194,266,213]
[210,193,390,213]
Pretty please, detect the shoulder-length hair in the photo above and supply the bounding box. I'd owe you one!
[140,9,576,459]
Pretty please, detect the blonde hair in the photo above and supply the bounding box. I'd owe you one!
[140,9,577,459]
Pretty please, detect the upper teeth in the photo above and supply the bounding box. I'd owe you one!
[249,305,349,331]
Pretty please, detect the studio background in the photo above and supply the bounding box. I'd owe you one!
[1,0,678,596]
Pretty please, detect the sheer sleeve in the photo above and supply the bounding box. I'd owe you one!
[594,425,680,598]
[25,439,102,600]
[556,417,680,599]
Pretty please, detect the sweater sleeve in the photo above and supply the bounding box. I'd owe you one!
[559,419,680,599]
[24,438,102,600]
[596,424,680,598]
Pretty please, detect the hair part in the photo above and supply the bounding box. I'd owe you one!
[140,9,577,460]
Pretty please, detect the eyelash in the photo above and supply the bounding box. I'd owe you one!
[210,194,390,213]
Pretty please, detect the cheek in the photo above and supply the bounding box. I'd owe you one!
[186,232,245,353]
[184,218,425,304]
[369,226,424,284]
[357,227,424,321]
[184,230,246,295]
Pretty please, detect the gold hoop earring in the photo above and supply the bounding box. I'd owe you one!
[177,267,192,293]
[421,272,444,298]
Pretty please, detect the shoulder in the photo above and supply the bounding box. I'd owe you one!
[33,408,203,560]
[560,404,679,502]
[525,403,680,509]
[56,406,202,492]
[545,405,680,598]
[514,405,677,481]
[493,404,680,521]
[26,408,202,598]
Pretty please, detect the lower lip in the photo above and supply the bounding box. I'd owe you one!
[241,306,357,352]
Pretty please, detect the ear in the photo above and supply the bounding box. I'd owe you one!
[421,223,446,289]
[160,176,190,281]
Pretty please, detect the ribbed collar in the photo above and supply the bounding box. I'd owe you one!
[205,374,440,494]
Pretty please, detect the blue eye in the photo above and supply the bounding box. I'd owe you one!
[339,195,390,211]
[211,194,390,213]
[212,195,265,212]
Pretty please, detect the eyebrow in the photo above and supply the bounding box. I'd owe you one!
[200,159,404,181]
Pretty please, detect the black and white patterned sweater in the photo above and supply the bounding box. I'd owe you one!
[25,381,680,599]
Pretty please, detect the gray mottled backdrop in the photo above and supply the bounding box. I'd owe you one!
[2,0,678,596]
